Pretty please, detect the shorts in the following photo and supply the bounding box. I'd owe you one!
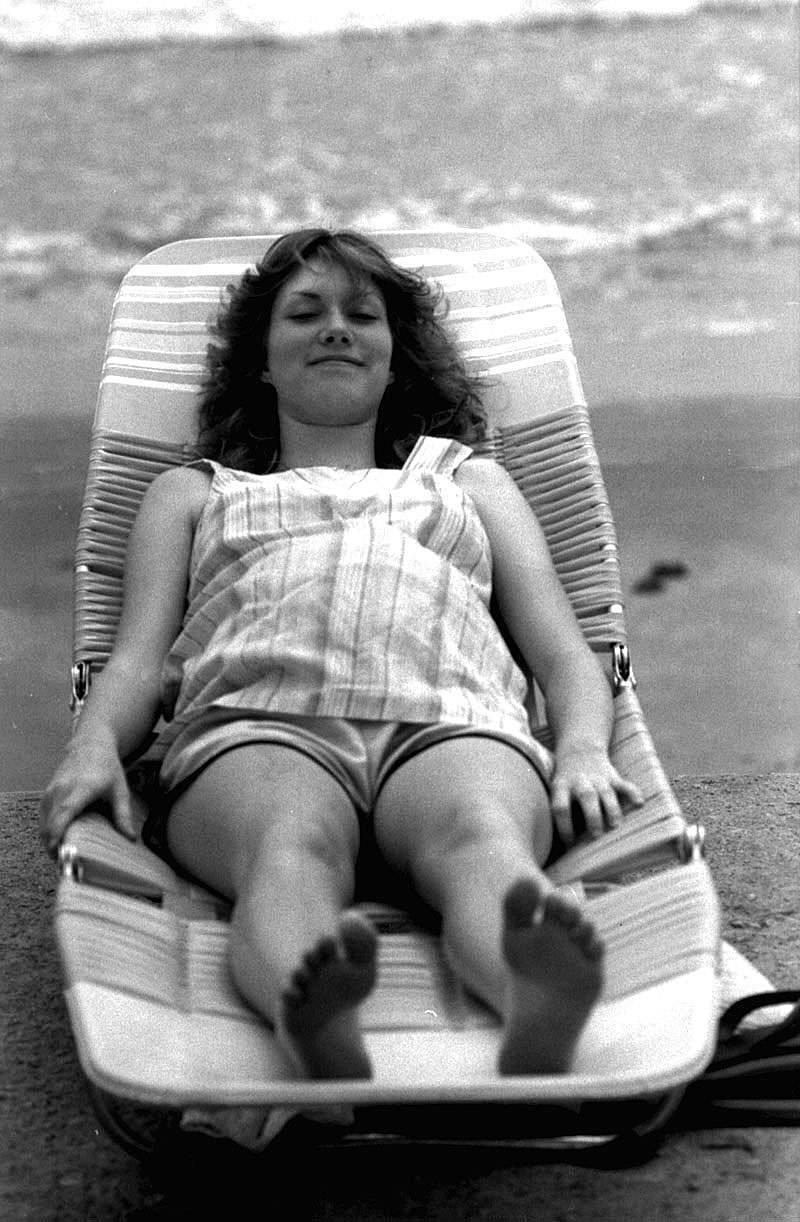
[141,712,552,866]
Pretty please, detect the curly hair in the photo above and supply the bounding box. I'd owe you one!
[196,229,487,472]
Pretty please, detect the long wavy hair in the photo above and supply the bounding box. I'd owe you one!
[196,229,487,472]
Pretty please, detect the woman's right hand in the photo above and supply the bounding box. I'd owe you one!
[39,730,137,857]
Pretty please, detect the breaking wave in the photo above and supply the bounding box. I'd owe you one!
[1,0,796,55]
[2,192,796,296]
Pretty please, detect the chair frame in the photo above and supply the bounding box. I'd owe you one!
[54,230,718,1159]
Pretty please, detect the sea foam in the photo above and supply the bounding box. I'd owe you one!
[1,0,795,54]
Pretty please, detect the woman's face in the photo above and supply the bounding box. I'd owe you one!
[264,259,394,430]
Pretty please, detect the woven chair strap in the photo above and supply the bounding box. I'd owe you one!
[57,860,717,1026]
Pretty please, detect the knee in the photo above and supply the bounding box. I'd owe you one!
[430,802,510,857]
[413,796,551,876]
[237,808,359,893]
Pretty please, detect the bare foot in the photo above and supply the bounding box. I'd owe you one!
[280,910,378,1079]
[498,877,604,1075]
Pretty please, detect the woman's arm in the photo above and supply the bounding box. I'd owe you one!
[40,465,210,854]
[456,458,642,845]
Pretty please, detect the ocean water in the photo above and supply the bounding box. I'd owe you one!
[1,0,798,788]
[2,0,798,360]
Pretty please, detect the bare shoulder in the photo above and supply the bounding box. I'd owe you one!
[454,455,521,508]
[454,454,551,562]
[143,463,212,524]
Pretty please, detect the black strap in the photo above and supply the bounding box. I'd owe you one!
[684,989,800,1126]
[715,990,800,1058]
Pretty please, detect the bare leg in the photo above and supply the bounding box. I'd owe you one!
[166,744,377,1078]
[374,737,604,1074]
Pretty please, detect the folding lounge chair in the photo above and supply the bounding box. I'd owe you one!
[55,229,721,1158]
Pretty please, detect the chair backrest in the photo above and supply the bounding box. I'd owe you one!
[94,230,586,441]
[74,229,625,679]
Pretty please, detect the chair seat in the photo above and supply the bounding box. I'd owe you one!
[57,815,719,1108]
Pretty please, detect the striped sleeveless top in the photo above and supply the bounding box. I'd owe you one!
[157,435,537,765]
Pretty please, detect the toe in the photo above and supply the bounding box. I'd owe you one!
[290,965,311,992]
[574,921,604,959]
[283,984,303,1010]
[584,930,605,960]
[340,912,376,964]
[503,877,545,928]
[304,937,337,971]
[544,890,583,930]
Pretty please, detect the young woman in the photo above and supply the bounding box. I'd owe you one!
[41,229,641,1081]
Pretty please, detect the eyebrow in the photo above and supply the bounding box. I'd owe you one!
[283,287,383,306]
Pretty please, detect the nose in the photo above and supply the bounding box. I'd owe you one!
[320,308,352,345]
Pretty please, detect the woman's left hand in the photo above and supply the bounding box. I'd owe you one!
[550,748,643,847]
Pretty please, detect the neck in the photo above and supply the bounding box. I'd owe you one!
[278,417,377,470]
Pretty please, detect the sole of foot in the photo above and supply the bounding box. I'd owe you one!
[499,877,604,1076]
[281,909,378,1080]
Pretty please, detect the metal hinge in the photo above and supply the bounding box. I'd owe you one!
[680,823,707,863]
[611,643,637,694]
[70,661,92,713]
[58,842,85,883]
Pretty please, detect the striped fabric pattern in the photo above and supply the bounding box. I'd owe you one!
[157,436,547,790]
[57,858,718,1032]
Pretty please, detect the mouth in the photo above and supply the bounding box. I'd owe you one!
[310,356,363,367]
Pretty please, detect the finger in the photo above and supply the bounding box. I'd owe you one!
[40,784,71,855]
[575,787,604,839]
[40,796,80,859]
[39,799,61,858]
[601,787,623,831]
[110,774,137,841]
[549,780,576,846]
[39,794,55,851]
[611,770,644,808]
